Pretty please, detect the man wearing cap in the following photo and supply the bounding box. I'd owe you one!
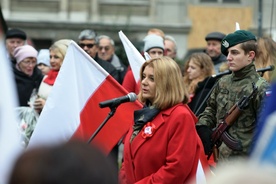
[205,31,227,74]
[196,30,269,166]
[143,34,165,58]
[78,29,119,82]
[5,28,27,65]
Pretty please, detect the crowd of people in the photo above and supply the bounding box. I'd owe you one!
[5,26,276,183]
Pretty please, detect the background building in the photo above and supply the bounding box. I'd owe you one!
[1,0,275,63]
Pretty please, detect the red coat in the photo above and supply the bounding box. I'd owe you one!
[120,103,203,184]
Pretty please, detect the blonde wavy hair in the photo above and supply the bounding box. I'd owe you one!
[255,36,276,83]
[49,39,71,61]
[183,53,215,94]
[138,56,189,110]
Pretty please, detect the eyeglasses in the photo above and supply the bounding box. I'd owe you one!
[21,60,37,66]
[79,43,95,49]
[99,46,110,51]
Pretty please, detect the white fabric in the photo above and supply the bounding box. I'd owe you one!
[118,31,145,83]
[28,41,109,148]
[0,38,22,183]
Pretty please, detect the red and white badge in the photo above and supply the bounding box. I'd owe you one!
[141,122,156,138]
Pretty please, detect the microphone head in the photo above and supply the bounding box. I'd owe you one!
[270,65,275,71]
[127,92,137,102]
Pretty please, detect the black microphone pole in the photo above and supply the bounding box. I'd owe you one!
[87,105,117,144]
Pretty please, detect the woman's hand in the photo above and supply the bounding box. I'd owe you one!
[33,97,46,114]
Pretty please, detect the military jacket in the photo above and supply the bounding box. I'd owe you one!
[197,63,269,162]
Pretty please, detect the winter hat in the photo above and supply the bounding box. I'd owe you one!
[14,45,38,64]
[221,30,256,56]
[205,32,226,42]
[143,34,164,52]
[37,49,50,66]
[6,28,27,40]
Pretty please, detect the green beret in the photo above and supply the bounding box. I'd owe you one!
[221,30,256,56]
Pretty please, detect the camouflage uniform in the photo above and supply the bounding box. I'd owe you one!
[197,62,269,163]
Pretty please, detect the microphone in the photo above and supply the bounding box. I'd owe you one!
[99,92,137,108]
[212,70,232,78]
[256,65,275,73]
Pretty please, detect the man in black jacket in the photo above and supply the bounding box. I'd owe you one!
[78,29,119,83]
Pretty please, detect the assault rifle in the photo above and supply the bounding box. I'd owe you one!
[207,82,258,161]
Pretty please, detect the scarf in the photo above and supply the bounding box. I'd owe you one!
[43,70,59,85]
[130,104,160,142]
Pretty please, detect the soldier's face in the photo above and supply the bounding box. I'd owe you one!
[226,44,254,72]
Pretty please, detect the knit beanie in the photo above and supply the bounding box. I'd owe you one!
[37,49,50,66]
[14,45,38,64]
[143,34,164,52]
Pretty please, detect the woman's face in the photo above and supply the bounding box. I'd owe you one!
[18,57,37,76]
[186,59,202,80]
[141,66,156,103]
[50,50,63,71]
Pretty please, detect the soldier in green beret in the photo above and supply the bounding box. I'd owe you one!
[196,30,270,167]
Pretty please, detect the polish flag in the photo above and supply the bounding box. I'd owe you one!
[118,31,145,83]
[28,41,142,153]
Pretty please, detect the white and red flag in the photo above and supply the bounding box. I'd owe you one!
[28,41,142,153]
[118,31,145,83]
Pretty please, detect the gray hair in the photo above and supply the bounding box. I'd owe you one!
[78,29,98,43]
[98,35,115,47]
[165,35,177,51]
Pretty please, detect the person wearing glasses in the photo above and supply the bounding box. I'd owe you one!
[78,29,119,82]
[13,45,44,107]
[98,35,127,84]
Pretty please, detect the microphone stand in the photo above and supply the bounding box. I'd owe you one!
[87,105,117,144]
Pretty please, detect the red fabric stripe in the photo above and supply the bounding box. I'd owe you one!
[72,75,142,154]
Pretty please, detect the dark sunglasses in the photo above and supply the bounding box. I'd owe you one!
[79,43,95,48]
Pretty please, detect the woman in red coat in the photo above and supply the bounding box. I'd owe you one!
[119,56,207,184]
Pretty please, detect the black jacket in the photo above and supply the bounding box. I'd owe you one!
[13,66,44,106]
[94,54,120,83]
[188,77,218,116]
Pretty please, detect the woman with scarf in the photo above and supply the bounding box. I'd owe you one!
[119,56,208,184]
[34,39,71,113]
[13,45,43,107]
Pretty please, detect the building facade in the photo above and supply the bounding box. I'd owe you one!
[1,0,275,61]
